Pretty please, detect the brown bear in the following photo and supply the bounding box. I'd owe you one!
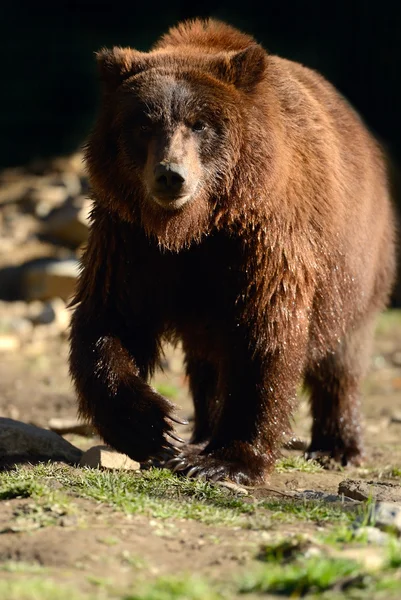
[69,18,396,485]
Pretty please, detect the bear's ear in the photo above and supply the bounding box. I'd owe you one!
[214,45,268,92]
[96,47,149,92]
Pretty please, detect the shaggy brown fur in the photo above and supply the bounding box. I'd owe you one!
[69,19,396,485]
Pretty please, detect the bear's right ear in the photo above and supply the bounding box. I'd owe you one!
[96,47,149,92]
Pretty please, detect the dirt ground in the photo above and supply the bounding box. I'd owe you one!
[0,311,400,597]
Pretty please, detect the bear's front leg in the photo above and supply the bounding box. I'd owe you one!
[69,307,185,463]
[165,334,307,485]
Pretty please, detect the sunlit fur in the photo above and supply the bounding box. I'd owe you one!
[69,19,396,485]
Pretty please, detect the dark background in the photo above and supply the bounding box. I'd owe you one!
[2,0,401,171]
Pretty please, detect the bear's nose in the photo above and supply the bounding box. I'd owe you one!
[154,163,187,195]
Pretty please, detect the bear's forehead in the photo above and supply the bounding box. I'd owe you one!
[122,71,227,121]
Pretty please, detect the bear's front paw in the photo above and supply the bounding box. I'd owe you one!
[162,441,273,486]
[94,387,187,463]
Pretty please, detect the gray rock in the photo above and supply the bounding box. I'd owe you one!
[339,479,401,503]
[354,526,391,545]
[41,197,91,248]
[0,418,82,465]
[366,502,401,534]
[297,490,357,503]
[22,258,80,301]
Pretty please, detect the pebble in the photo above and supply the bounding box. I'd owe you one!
[79,445,141,471]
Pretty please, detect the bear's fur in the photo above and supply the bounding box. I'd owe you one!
[69,19,396,484]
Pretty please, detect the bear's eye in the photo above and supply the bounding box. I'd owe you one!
[191,120,207,133]
[139,124,151,133]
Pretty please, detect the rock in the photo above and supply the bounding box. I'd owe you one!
[0,335,20,352]
[79,446,141,471]
[390,411,401,424]
[29,184,70,214]
[391,351,401,367]
[353,526,391,545]
[297,490,357,503]
[283,435,308,451]
[7,317,34,339]
[41,197,91,248]
[365,502,401,535]
[0,418,82,465]
[22,258,80,301]
[216,481,249,495]
[339,547,386,570]
[48,418,95,437]
[339,479,401,503]
[27,298,70,331]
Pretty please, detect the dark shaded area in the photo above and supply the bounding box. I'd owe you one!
[1,1,400,168]
[1,1,400,302]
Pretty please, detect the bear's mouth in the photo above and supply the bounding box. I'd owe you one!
[151,193,194,211]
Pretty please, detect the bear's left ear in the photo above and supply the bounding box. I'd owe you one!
[214,45,268,92]
[96,47,149,93]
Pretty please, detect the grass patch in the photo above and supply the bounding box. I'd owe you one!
[260,498,354,524]
[240,555,363,595]
[0,463,358,528]
[0,579,93,600]
[154,383,180,400]
[0,478,45,500]
[126,575,223,600]
[276,455,323,473]
[0,561,47,574]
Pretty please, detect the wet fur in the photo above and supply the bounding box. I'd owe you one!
[69,19,396,484]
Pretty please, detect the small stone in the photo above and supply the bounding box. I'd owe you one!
[8,317,34,339]
[0,335,20,352]
[367,502,401,535]
[354,526,391,545]
[298,490,356,503]
[41,197,91,248]
[216,481,249,495]
[79,446,141,471]
[48,418,95,437]
[27,298,70,332]
[0,418,82,465]
[339,547,386,570]
[30,184,69,207]
[390,411,401,424]
[391,352,401,367]
[283,436,308,451]
[339,479,401,503]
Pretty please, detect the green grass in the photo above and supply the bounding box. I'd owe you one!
[0,561,47,574]
[240,555,364,595]
[0,463,357,528]
[154,383,180,400]
[0,580,93,600]
[125,575,223,600]
[0,478,45,500]
[276,455,323,473]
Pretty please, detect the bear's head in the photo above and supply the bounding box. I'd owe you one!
[85,42,268,250]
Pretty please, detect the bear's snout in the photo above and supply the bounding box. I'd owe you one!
[153,162,187,198]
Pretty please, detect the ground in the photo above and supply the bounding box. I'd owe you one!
[0,310,401,599]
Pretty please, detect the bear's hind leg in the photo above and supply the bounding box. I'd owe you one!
[185,356,218,445]
[305,319,375,466]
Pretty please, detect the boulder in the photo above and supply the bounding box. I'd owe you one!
[22,258,79,301]
[0,418,82,466]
